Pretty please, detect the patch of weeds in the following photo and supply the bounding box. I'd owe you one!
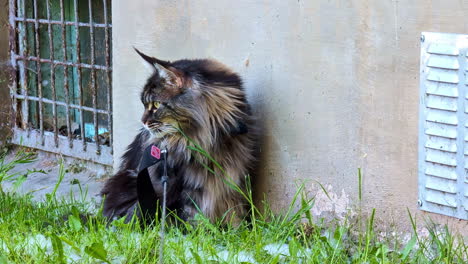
[0,146,42,193]
[23,147,38,159]
[69,178,80,185]
[0,139,14,157]
[66,161,86,174]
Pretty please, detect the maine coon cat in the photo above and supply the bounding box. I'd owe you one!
[100,49,256,224]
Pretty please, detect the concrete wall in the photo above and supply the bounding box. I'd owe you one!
[112,0,468,231]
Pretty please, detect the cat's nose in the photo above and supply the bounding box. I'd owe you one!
[141,113,149,124]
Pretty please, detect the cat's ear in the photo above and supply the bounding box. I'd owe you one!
[134,48,183,87]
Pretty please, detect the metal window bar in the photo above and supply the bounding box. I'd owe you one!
[19,0,29,132]
[73,0,85,153]
[8,0,113,166]
[103,0,112,153]
[88,0,98,154]
[14,17,113,28]
[46,0,58,148]
[33,0,44,145]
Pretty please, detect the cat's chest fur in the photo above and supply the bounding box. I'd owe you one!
[145,144,207,191]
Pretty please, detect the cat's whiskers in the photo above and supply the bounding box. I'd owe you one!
[144,122,173,139]
[147,124,159,130]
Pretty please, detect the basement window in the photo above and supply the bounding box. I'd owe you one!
[418,32,468,220]
[9,0,113,165]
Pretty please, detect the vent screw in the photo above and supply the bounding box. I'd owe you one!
[417,199,423,207]
[420,35,425,42]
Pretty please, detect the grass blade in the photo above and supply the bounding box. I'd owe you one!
[401,235,417,260]
[84,242,110,263]
[50,233,65,264]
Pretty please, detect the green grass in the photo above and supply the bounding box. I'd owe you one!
[0,149,467,263]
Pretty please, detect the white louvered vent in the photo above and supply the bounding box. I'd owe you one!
[419,32,468,220]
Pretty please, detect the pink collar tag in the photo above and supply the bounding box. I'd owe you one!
[151,145,161,159]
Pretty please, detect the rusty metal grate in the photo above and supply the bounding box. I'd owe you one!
[8,0,113,165]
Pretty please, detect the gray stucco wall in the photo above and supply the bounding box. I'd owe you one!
[112,1,468,230]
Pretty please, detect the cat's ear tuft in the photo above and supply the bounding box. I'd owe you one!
[134,48,172,78]
[134,47,169,71]
[134,47,157,66]
[134,47,184,88]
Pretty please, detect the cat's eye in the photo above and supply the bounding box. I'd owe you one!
[147,101,161,111]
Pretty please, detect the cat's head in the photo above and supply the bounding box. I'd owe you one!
[135,48,248,144]
[135,48,202,139]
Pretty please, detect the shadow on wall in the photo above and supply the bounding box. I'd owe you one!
[248,75,271,207]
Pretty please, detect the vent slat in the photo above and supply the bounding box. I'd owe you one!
[425,176,457,193]
[426,81,458,97]
[426,94,457,111]
[427,69,459,84]
[425,163,457,180]
[425,121,457,139]
[426,109,458,125]
[424,189,458,208]
[427,55,459,70]
[425,148,457,166]
[425,136,457,153]
[427,43,459,56]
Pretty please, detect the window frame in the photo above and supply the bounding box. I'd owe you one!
[8,0,113,165]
